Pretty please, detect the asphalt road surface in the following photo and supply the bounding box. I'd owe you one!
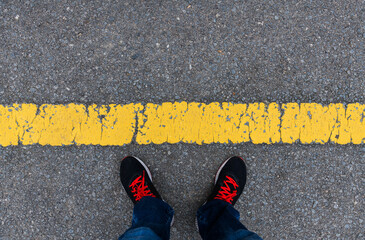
[1,1,364,239]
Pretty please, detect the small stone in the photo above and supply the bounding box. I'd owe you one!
[131,53,140,60]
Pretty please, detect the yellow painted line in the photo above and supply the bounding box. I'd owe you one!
[0,102,364,146]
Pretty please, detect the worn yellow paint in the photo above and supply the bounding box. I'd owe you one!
[281,103,300,143]
[98,103,140,146]
[347,103,365,144]
[0,104,19,146]
[298,103,338,144]
[0,102,364,146]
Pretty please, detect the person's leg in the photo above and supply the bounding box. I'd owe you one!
[119,197,173,240]
[119,156,174,240]
[197,200,262,240]
[197,156,262,240]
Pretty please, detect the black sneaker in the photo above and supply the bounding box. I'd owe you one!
[206,156,247,205]
[120,156,162,204]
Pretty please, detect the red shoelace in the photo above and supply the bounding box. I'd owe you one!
[129,170,156,202]
[214,176,238,204]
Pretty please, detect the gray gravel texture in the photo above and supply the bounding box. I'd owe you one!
[0,0,364,239]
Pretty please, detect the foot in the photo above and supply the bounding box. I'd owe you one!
[206,156,247,205]
[120,156,162,204]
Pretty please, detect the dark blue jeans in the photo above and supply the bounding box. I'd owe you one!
[119,197,262,240]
